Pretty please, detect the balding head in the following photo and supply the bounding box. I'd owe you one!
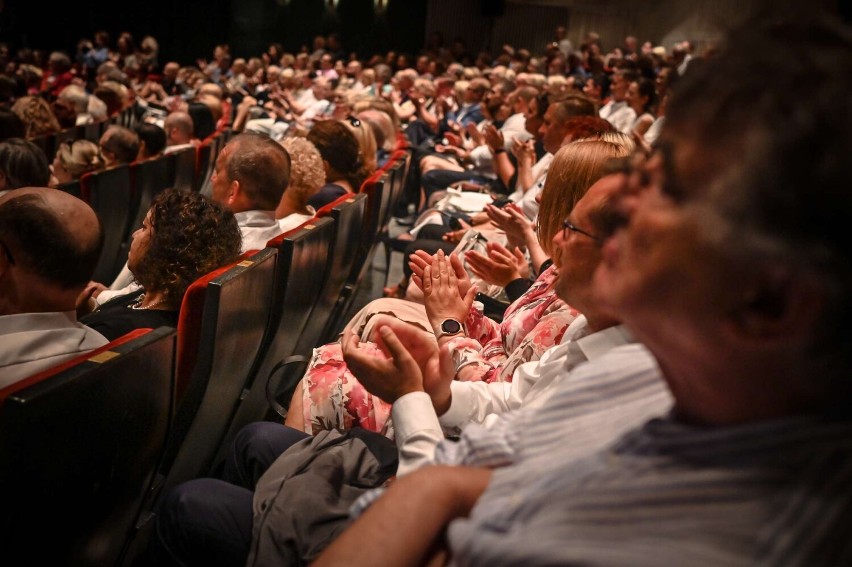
[0,188,102,313]
[164,111,195,145]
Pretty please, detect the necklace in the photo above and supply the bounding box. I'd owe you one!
[128,293,169,310]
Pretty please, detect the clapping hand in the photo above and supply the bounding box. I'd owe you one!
[465,241,529,286]
[422,250,478,336]
[485,203,535,250]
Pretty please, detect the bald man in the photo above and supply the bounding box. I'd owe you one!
[0,188,108,386]
[163,111,197,154]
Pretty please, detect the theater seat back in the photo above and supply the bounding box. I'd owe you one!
[0,327,176,566]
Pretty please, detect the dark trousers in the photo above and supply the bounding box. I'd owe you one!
[147,423,310,567]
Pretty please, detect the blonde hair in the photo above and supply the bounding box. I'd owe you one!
[343,116,378,175]
[11,96,61,138]
[56,139,105,179]
[280,136,325,204]
[537,139,630,256]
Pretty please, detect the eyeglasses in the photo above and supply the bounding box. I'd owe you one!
[345,115,361,128]
[562,218,602,244]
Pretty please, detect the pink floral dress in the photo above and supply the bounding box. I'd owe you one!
[299,265,578,437]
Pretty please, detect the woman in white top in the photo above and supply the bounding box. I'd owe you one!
[625,78,657,141]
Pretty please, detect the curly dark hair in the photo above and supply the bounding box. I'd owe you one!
[132,188,241,302]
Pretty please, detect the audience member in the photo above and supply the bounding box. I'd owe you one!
[275,136,323,230]
[315,12,852,566]
[99,124,140,166]
[286,137,630,436]
[210,132,291,250]
[306,120,364,209]
[0,188,107,385]
[81,189,241,340]
[0,108,26,141]
[10,95,61,138]
[50,139,104,186]
[135,122,167,160]
[0,138,51,196]
[162,111,197,154]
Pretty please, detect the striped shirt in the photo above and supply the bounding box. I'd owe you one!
[448,397,852,565]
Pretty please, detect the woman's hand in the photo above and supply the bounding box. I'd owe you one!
[485,203,535,250]
[422,250,478,337]
[465,242,528,286]
[409,250,472,300]
[75,281,107,318]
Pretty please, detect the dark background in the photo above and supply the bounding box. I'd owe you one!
[0,0,429,65]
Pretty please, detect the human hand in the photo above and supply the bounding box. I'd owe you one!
[441,219,472,244]
[443,132,463,147]
[409,249,472,299]
[422,250,478,336]
[238,95,258,109]
[483,124,504,153]
[465,242,528,286]
[341,326,424,404]
[368,316,455,413]
[485,203,533,249]
[510,139,535,166]
[465,122,484,145]
[75,281,106,318]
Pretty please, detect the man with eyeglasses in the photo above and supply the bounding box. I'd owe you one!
[0,188,108,386]
[316,12,852,565]
[147,162,672,567]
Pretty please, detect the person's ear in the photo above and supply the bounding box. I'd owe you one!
[227,179,241,206]
[727,266,827,346]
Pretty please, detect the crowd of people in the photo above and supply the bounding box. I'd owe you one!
[1,9,851,565]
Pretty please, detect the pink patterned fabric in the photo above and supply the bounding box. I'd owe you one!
[300,266,578,436]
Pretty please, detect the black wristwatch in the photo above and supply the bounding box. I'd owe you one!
[437,318,465,339]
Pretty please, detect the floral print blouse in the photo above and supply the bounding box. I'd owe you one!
[298,265,578,437]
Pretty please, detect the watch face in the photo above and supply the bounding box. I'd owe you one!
[441,319,462,334]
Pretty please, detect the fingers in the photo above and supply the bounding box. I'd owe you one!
[376,326,415,367]
[449,252,467,281]
[341,328,361,359]
[422,265,433,296]
[462,283,478,311]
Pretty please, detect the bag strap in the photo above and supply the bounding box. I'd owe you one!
[266,355,309,419]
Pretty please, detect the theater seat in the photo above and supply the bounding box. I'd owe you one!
[80,164,135,284]
[212,217,336,466]
[0,327,176,567]
[315,193,369,344]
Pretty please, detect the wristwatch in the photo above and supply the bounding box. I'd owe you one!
[437,318,465,339]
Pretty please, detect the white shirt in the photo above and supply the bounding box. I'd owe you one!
[391,317,636,476]
[510,152,553,221]
[599,100,637,135]
[0,311,108,388]
[235,209,284,251]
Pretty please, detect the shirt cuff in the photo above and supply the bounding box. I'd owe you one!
[438,381,476,429]
[504,277,532,302]
[392,391,442,446]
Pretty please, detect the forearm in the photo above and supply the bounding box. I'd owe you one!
[493,152,515,187]
[516,161,534,193]
[313,466,491,567]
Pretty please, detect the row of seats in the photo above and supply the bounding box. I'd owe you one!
[57,128,232,283]
[0,137,410,566]
[29,106,139,163]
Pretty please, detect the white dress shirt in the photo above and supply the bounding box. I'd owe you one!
[391,317,638,476]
